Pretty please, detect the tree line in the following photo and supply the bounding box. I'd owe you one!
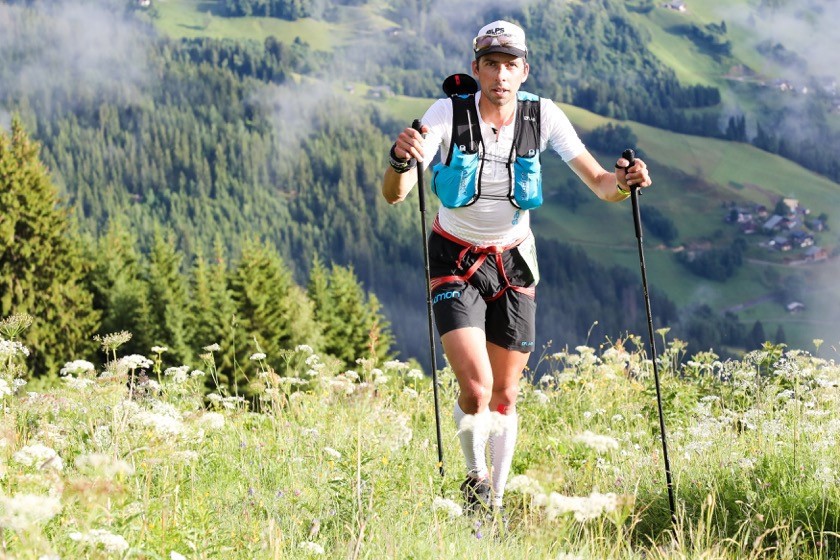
[1,119,392,382]
[0,4,794,369]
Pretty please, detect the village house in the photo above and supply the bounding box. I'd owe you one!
[786,301,806,313]
[804,246,828,262]
[366,86,394,99]
[770,236,792,251]
[762,215,784,233]
[663,0,687,12]
[789,230,814,248]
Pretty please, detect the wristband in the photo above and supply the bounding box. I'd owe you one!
[616,183,630,197]
[389,143,417,174]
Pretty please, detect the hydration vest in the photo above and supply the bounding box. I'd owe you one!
[431,74,543,210]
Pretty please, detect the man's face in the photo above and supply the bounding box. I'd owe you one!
[472,53,529,107]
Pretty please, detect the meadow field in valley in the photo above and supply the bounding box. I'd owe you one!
[1,313,840,559]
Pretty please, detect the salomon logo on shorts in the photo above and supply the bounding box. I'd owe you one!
[433,290,462,305]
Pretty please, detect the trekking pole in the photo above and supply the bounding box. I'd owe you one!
[624,148,676,522]
[414,119,445,478]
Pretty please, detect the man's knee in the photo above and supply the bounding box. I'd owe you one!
[491,385,519,413]
[459,384,491,414]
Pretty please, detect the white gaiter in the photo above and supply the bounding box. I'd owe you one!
[489,410,518,507]
[453,401,490,478]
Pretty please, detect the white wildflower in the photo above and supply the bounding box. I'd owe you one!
[191,369,206,378]
[60,360,95,376]
[0,338,29,359]
[539,491,618,522]
[403,387,418,398]
[406,369,424,381]
[432,497,463,518]
[373,375,390,385]
[506,474,543,495]
[119,354,152,370]
[295,345,314,354]
[135,410,185,436]
[13,444,63,471]
[250,352,266,361]
[75,453,134,478]
[815,466,837,486]
[532,389,550,404]
[140,379,161,392]
[151,346,168,354]
[304,354,320,366]
[298,541,324,555]
[197,412,225,430]
[221,396,246,410]
[93,426,112,449]
[0,378,11,398]
[69,529,129,553]
[203,343,221,352]
[171,451,199,463]
[62,375,95,390]
[164,365,190,384]
[344,370,360,381]
[170,552,187,560]
[573,431,619,453]
[323,447,342,460]
[383,360,408,371]
[0,493,62,530]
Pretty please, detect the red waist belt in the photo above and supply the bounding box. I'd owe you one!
[430,217,536,302]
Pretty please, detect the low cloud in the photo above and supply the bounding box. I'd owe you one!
[0,0,154,111]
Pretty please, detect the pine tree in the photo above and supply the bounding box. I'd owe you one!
[748,320,767,350]
[308,259,394,366]
[146,227,193,364]
[774,325,787,345]
[0,118,99,375]
[189,238,238,391]
[88,219,153,358]
[229,238,322,379]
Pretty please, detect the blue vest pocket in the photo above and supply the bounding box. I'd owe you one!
[431,144,479,208]
[512,155,543,210]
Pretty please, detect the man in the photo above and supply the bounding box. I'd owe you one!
[381,20,651,512]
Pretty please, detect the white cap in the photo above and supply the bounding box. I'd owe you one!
[473,20,528,59]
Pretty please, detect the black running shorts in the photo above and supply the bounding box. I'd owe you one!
[428,231,538,352]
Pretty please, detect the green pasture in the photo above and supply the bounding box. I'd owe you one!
[4,333,840,558]
[147,0,840,351]
[152,0,341,47]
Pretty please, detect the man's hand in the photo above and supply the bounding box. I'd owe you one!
[614,156,652,191]
[394,124,428,163]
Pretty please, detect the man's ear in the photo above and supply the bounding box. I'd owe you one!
[522,61,530,82]
[471,59,479,77]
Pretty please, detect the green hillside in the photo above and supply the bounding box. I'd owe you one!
[143,0,840,352]
[374,91,840,352]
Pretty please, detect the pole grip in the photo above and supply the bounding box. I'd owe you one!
[412,119,426,212]
[623,148,643,240]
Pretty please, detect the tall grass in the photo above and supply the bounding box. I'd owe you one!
[1,314,839,558]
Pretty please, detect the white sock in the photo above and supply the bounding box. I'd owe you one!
[489,410,518,507]
[453,401,490,479]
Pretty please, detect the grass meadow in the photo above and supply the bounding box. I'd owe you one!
[2,312,840,559]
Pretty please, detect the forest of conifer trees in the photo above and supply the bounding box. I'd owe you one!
[1,0,831,374]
